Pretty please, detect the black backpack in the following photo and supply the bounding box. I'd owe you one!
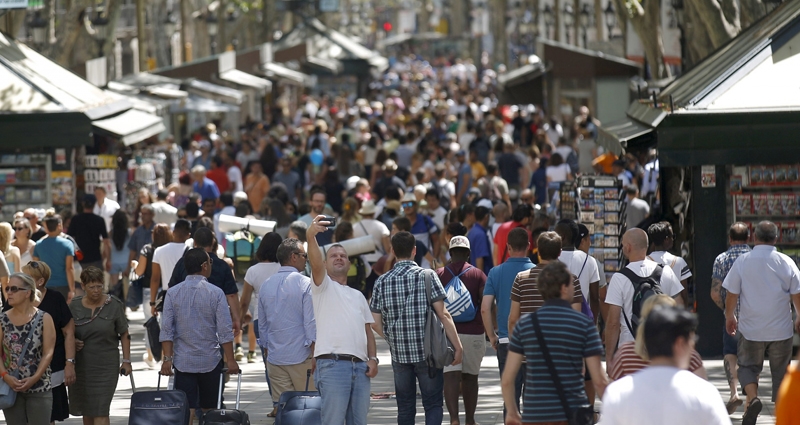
[619,265,664,335]
[430,179,451,211]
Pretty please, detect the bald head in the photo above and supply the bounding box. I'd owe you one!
[622,228,649,261]
[729,222,750,243]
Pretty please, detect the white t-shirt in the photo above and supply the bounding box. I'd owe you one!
[428,206,448,232]
[559,250,600,302]
[244,262,281,316]
[227,165,244,193]
[151,201,178,226]
[546,164,571,183]
[601,366,730,425]
[93,198,120,232]
[152,242,188,290]
[648,251,692,281]
[311,274,374,360]
[352,219,391,263]
[605,259,684,344]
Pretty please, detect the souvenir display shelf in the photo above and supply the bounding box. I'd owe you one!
[578,176,623,277]
[0,154,52,222]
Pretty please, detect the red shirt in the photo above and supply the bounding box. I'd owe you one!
[436,261,486,335]
[493,221,532,264]
[206,168,230,193]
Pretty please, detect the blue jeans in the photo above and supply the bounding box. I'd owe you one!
[314,358,371,425]
[391,361,443,425]
[497,343,525,417]
[252,320,275,405]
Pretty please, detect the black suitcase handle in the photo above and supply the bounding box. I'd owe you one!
[129,372,169,393]
[305,369,312,391]
[218,371,243,410]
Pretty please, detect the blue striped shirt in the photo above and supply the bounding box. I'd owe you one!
[160,275,233,373]
[509,299,603,423]
[258,266,316,365]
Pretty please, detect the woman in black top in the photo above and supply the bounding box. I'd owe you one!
[23,261,75,422]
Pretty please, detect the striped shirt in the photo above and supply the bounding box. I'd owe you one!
[713,244,751,317]
[511,265,584,316]
[609,341,704,381]
[258,266,316,365]
[509,299,603,423]
[371,260,446,364]
[649,251,692,281]
[160,275,234,373]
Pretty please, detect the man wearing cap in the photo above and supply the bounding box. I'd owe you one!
[93,186,120,232]
[374,159,407,201]
[402,192,442,264]
[467,206,493,274]
[352,200,391,264]
[436,236,487,425]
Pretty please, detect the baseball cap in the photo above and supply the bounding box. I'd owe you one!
[402,192,417,203]
[449,236,470,251]
[477,199,494,210]
[577,223,590,241]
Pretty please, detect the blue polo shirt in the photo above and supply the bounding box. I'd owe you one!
[483,256,534,339]
[467,222,493,274]
[410,213,438,250]
[193,177,220,202]
[34,236,75,288]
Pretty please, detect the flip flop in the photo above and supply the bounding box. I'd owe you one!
[742,398,762,425]
[725,399,743,415]
[267,406,278,418]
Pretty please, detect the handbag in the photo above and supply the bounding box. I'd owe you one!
[0,310,44,409]
[143,316,162,362]
[422,270,455,375]
[530,312,594,425]
[109,278,124,300]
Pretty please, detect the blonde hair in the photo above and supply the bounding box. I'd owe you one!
[9,272,42,303]
[23,261,51,286]
[634,294,677,360]
[0,222,12,255]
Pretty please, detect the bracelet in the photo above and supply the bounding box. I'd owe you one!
[122,359,131,364]
[149,302,156,306]
[0,371,7,379]
[163,356,174,362]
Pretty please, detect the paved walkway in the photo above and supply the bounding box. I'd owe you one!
[1,308,782,424]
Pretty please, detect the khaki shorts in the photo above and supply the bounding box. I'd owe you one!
[444,333,486,375]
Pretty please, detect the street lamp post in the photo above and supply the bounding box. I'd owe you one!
[542,4,554,39]
[90,11,109,58]
[579,3,590,48]
[671,0,685,73]
[164,12,176,65]
[206,13,218,54]
[563,3,574,44]
[29,11,47,50]
[603,0,617,39]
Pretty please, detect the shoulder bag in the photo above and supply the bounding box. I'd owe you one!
[423,269,455,376]
[0,310,44,409]
[530,312,594,425]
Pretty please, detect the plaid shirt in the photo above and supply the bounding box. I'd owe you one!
[713,244,751,317]
[370,260,446,364]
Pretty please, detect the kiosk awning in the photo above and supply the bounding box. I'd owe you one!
[219,69,272,92]
[597,117,655,155]
[92,109,166,146]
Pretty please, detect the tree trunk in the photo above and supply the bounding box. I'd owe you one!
[49,0,92,66]
[615,0,670,79]
[685,0,738,48]
[739,0,767,28]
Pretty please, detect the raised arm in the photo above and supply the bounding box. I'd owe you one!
[306,216,329,286]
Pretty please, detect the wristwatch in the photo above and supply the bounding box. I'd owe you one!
[163,356,174,363]
[149,302,156,306]
[369,357,379,364]
[66,358,76,365]
[122,359,132,364]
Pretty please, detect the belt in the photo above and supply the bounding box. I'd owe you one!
[315,353,364,362]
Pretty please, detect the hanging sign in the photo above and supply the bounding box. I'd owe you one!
[0,0,27,9]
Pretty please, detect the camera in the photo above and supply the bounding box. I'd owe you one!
[322,216,337,228]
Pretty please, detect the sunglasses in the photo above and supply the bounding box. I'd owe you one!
[5,286,29,294]
[294,252,308,259]
[401,202,415,208]
[29,261,42,270]
[14,227,26,231]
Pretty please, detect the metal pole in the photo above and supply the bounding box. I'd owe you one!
[218,0,226,52]
[180,0,187,62]
[136,0,147,72]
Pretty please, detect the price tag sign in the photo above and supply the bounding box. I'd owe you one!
[0,0,28,9]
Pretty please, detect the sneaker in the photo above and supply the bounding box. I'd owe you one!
[234,347,244,361]
[742,398,762,425]
[143,353,157,369]
[247,352,257,363]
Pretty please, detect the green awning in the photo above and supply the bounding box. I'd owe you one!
[0,112,92,149]
[92,109,166,146]
[597,117,655,155]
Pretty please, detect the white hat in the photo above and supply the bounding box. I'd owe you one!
[358,200,377,215]
[233,191,248,205]
[449,236,470,251]
[346,175,361,191]
[402,192,417,203]
[477,199,494,210]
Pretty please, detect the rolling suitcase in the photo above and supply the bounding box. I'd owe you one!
[202,372,250,425]
[128,372,190,425]
[275,369,322,425]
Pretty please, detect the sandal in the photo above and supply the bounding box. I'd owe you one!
[267,407,278,418]
[725,398,743,415]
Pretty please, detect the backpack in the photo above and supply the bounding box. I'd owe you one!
[618,265,665,335]
[225,230,262,279]
[347,255,368,296]
[442,265,477,323]
[430,179,452,211]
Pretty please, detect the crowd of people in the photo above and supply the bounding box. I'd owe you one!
[0,56,797,425]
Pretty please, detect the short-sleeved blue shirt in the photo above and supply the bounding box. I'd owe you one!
[483,257,533,339]
[193,177,221,202]
[467,222,493,274]
[34,236,75,288]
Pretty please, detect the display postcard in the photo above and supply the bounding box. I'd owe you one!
[775,166,789,184]
[735,194,752,216]
[605,212,620,224]
[585,223,595,234]
[594,189,605,199]
[582,200,594,211]
[730,175,743,194]
[605,189,619,200]
[788,165,800,183]
[749,167,762,186]
[605,248,620,260]
[782,222,799,244]
[592,249,605,262]
[580,188,593,199]
[604,236,619,248]
[580,211,595,222]
[782,194,796,216]
[594,219,605,229]
[594,204,605,219]
[753,193,769,215]
[604,259,619,272]
[592,233,605,248]
[762,166,775,185]
[604,224,619,236]
[767,194,781,216]
[604,200,619,212]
